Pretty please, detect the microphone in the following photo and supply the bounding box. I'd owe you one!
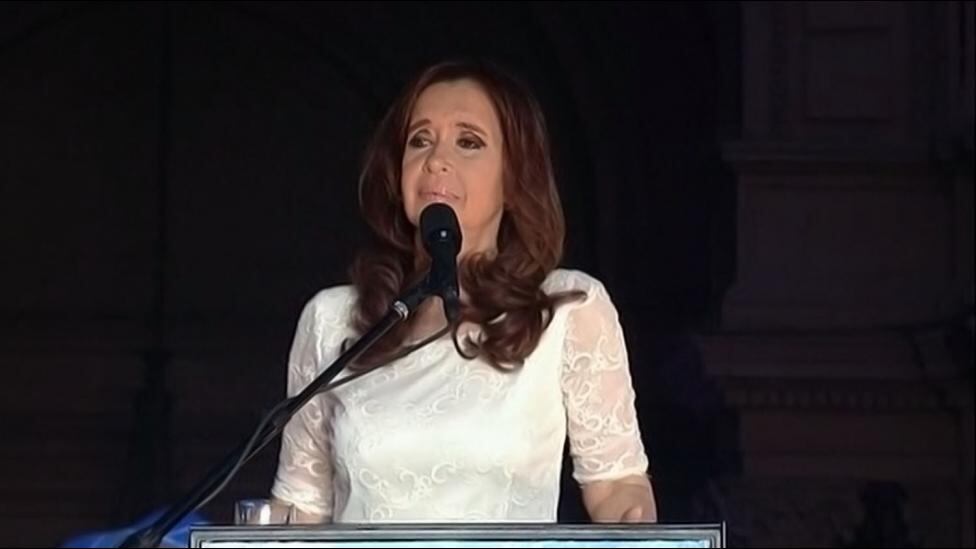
[419,203,462,323]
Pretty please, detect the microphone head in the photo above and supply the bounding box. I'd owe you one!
[419,203,462,323]
[420,203,462,256]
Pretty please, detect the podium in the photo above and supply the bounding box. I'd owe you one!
[189,523,725,548]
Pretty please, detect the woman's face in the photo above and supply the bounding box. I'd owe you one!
[401,78,505,259]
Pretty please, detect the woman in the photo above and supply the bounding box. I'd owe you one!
[271,59,656,524]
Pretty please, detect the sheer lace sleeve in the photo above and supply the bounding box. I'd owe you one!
[560,276,650,484]
[270,295,334,518]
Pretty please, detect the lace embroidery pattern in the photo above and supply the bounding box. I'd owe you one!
[272,270,650,521]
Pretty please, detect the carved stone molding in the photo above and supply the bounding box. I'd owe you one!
[721,377,968,413]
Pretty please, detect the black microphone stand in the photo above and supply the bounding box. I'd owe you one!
[118,282,432,548]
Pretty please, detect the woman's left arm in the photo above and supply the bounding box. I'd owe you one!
[560,273,657,523]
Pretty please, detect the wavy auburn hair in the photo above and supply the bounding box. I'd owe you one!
[349,59,582,370]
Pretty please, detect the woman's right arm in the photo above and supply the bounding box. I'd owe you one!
[269,295,335,523]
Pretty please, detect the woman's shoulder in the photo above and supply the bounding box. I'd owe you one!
[543,268,612,307]
[543,267,607,295]
[306,283,357,306]
[298,284,358,329]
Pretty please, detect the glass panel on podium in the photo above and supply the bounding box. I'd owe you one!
[190,523,725,548]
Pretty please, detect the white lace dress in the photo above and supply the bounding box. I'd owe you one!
[271,269,650,522]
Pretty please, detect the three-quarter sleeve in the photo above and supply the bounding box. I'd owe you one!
[560,277,650,484]
[270,297,335,518]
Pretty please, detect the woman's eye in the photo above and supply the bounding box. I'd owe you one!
[458,136,484,150]
[408,134,431,148]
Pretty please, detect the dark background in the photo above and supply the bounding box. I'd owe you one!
[0,2,971,547]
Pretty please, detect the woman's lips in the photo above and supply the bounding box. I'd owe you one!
[419,190,458,202]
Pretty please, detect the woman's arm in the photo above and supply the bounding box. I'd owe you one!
[269,497,331,524]
[581,474,658,523]
[558,273,656,524]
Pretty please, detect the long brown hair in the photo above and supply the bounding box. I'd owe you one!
[349,59,582,370]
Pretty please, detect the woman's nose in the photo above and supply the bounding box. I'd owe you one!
[424,146,451,174]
